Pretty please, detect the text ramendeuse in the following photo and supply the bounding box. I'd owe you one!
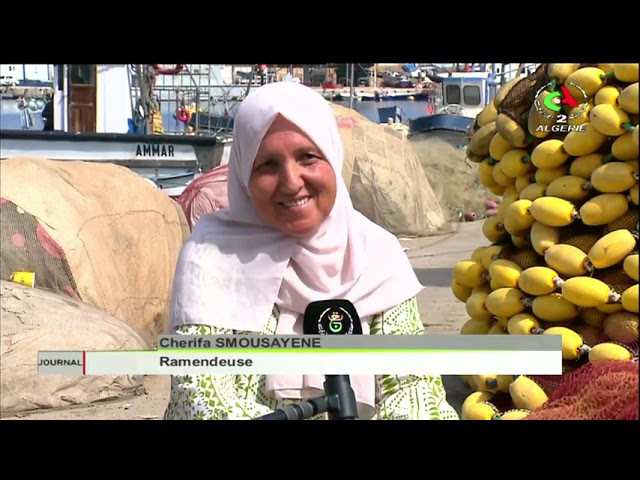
[160,356,253,367]
[159,336,321,349]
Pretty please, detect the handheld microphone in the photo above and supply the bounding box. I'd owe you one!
[303,299,361,420]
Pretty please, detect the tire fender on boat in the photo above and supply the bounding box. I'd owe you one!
[151,64,185,75]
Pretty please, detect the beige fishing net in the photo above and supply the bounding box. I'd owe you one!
[331,103,447,236]
[1,280,147,416]
[0,156,190,347]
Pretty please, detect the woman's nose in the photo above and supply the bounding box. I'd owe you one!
[279,164,304,192]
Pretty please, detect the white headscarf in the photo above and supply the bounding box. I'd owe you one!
[169,82,423,416]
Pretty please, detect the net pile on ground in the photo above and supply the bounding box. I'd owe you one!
[0,156,191,348]
[408,130,501,221]
[449,63,640,420]
[1,280,148,416]
[336,112,447,236]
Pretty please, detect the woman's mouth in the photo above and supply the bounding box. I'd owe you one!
[280,196,311,208]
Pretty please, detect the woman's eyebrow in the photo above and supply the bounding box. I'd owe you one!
[257,146,320,159]
[293,146,318,155]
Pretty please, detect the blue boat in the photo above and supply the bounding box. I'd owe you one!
[408,74,500,135]
[409,114,474,134]
[407,64,541,135]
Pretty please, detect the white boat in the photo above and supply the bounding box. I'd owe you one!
[0,64,237,194]
[0,128,232,189]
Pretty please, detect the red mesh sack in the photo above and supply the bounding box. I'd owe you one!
[525,360,639,420]
[0,197,80,299]
[176,164,229,229]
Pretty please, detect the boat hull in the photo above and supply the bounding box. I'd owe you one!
[358,91,431,102]
[0,130,231,191]
[409,114,474,134]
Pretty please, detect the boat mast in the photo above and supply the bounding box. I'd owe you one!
[136,64,152,134]
[348,63,355,109]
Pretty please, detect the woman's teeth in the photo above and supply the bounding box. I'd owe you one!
[282,197,310,207]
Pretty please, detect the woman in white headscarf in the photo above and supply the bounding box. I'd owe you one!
[164,81,458,420]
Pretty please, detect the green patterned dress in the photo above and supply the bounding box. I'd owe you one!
[164,296,459,420]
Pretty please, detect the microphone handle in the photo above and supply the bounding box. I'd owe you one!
[253,396,331,420]
[324,375,359,420]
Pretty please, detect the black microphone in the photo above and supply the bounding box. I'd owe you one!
[303,299,361,420]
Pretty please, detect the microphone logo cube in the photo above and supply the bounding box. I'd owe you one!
[304,299,363,335]
[318,307,354,335]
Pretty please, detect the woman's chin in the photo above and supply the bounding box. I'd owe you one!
[277,218,322,238]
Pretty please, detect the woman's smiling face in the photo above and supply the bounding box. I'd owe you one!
[248,114,337,237]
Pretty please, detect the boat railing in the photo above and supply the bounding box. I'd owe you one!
[146,64,284,137]
[496,63,540,84]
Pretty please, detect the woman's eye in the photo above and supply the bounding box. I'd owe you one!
[257,160,277,170]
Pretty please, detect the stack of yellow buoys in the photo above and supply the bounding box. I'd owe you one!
[452,63,639,420]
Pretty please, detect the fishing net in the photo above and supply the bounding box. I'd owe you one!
[594,266,636,297]
[498,64,549,131]
[176,164,229,229]
[493,325,639,420]
[0,197,80,300]
[0,156,190,347]
[1,280,146,416]
[332,103,447,236]
[525,332,638,397]
[524,361,639,420]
